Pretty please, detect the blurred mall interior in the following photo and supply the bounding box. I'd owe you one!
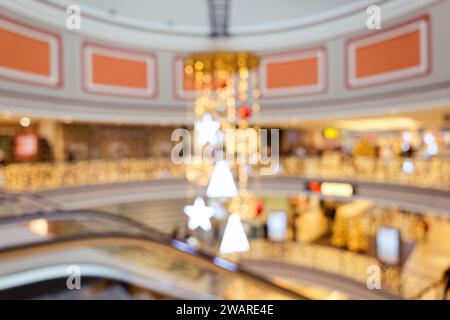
[0,0,449,300]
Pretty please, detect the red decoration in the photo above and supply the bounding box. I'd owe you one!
[309,181,321,193]
[238,105,252,119]
[14,133,38,161]
[255,201,264,217]
[218,81,228,89]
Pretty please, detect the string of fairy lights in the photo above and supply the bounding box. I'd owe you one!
[1,156,448,192]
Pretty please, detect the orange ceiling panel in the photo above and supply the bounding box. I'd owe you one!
[0,28,51,76]
[347,16,430,89]
[183,71,195,92]
[91,54,148,88]
[355,30,421,78]
[266,57,319,89]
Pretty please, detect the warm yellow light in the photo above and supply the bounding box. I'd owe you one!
[184,65,193,74]
[323,128,340,139]
[335,117,418,132]
[239,82,248,92]
[239,68,249,79]
[28,218,49,236]
[194,61,204,70]
[320,182,354,197]
[195,71,204,81]
[20,117,31,127]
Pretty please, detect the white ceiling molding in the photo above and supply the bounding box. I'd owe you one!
[0,93,190,125]
[1,82,448,125]
[255,83,450,124]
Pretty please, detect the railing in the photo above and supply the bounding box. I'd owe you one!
[225,240,444,300]
[0,155,449,192]
[281,155,450,190]
[0,158,185,192]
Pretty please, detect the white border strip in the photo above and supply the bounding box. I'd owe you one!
[260,48,326,98]
[347,18,429,88]
[0,17,59,87]
[83,44,156,98]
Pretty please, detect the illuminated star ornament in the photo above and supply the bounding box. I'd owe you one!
[195,113,220,145]
[184,197,215,231]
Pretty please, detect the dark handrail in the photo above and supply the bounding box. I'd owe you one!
[0,191,62,214]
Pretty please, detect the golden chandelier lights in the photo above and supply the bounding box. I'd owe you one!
[183,51,262,223]
[184,51,261,124]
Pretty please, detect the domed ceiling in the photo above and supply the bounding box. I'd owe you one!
[0,0,448,125]
[1,0,437,51]
[69,0,369,36]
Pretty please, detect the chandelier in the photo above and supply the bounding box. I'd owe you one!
[184,52,260,121]
[183,51,263,254]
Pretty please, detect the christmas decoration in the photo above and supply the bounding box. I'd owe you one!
[206,160,238,198]
[194,113,220,146]
[238,105,252,120]
[184,196,215,231]
[220,213,250,254]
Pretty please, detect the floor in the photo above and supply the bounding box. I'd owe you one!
[404,216,450,280]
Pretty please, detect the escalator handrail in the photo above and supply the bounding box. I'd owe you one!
[0,208,168,239]
[0,210,308,300]
[0,191,62,213]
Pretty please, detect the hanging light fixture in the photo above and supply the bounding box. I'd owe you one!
[194,113,220,146]
[185,51,260,195]
[206,159,238,198]
[184,196,216,231]
[183,51,261,255]
[220,213,250,254]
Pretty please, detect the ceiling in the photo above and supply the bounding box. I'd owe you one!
[0,0,447,125]
[2,0,437,52]
[46,0,375,36]
[72,0,211,30]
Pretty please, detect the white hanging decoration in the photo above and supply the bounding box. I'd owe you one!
[195,113,220,145]
[184,197,215,231]
[206,160,238,198]
[219,213,250,254]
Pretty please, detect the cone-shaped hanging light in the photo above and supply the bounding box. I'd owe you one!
[206,160,238,198]
[219,213,250,254]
